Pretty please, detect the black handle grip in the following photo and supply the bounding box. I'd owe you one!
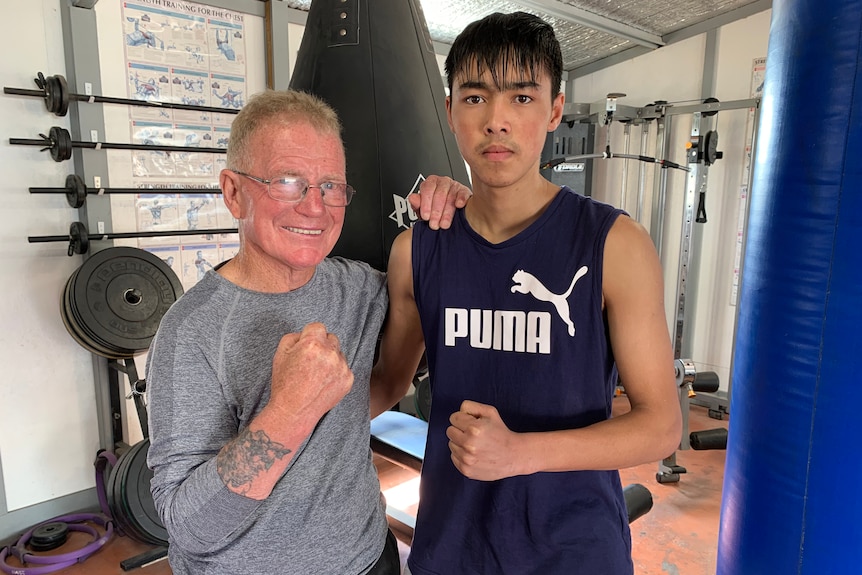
[624,483,654,523]
[690,428,728,451]
[696,191,707,223]
[692,371,720,393]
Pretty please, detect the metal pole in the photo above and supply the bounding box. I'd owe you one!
[30,186,220,195]
[619,123,631,211]
[29,228,238,244]
[3,85,240,116]
[636,122,650,223]
[10,136,227,155]
[649,115,671,255]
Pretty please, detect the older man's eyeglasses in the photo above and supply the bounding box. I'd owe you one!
[233,171,356,207]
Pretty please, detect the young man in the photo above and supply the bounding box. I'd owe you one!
[379,12,683,574]
[146,90,469,575]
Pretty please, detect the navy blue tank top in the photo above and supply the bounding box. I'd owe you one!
[408,188,632,575]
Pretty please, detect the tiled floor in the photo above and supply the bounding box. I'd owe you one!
[4,396,727,574]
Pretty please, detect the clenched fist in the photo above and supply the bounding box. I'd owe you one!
[447,400,522,481]
[269,323,354,421]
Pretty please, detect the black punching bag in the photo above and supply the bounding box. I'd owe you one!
[289,0,470,271]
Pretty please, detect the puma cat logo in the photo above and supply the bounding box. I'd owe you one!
[511,267,588,336]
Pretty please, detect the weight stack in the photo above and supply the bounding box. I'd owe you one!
[289,0,469,271]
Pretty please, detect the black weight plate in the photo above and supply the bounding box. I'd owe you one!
[113,440,148,542]
[49,126,72,162]
[29,522,69,551]
[68,221,90,256]
[61,271,127,359]
[109,444,149,543]
[120,439,168,545]
[62,270,131,359]
[115,442,152,544]
[65,175,87,208]
[71,247,183,353]
[46,74,69,117]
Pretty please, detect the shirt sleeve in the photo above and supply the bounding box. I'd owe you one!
[145,303,261,556]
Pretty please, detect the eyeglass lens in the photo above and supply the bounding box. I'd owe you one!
[270,178,353,206]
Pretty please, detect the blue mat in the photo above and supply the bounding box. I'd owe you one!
[370,411,428,461]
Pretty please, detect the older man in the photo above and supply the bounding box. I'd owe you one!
[146,89,469,575]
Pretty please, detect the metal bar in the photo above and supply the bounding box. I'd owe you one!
[662,0,773,46]
[638,98,760,119]
[70,93,239,115]
[10,136,227,155]
[3,87,43,98]
[3,85,240,116]
[511,0,664,48]
[567,46,654,79]
[28,228,237,243]
[30,186,220,195]
[649,116,670,254]
[636,123,650,223]
[566,0,772,79]
[619,123,631,211]
[673,113,704,360]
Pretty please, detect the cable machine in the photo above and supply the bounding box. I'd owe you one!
[544,94,760,483]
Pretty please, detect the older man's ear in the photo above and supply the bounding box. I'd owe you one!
[220,169,245,219]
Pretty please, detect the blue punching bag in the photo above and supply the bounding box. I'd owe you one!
[718,1,862,573]
[289,0,469,271]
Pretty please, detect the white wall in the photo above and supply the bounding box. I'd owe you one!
[0,0,99,520]
[572,9,772,392]
[0,0,267,540]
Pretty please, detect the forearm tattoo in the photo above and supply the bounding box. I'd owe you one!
[217,428,292,494]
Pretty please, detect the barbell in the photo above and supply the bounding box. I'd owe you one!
[29,221,238,256]
[10,126,228,162]
[30,174,221,208]
[4,72,240,118]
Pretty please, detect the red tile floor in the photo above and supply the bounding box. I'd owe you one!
[2,395,727,574]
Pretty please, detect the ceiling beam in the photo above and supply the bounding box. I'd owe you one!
[567,0,772,79]
[510,0,664,49]
[662,0,772,45]
[566,46,653,79]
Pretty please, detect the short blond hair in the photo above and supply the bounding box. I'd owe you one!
[226,90,342,171]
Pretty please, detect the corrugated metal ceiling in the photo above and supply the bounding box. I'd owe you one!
[284,0,770,74]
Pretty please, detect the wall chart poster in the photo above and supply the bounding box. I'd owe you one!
[120,0,245,282]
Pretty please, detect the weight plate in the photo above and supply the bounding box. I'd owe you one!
[61,271,130,359]
[71,247,183,353]
[120,440,168,545]
[107,444,144,542]
[29,522,69,551]
[46,74,69,117]
[65,175,87,209]
[48,126,72,162]
[62,270,131,359]
[68,221,90,255]
[115,442,152,544]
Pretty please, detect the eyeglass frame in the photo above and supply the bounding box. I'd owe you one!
[232,170,356,207]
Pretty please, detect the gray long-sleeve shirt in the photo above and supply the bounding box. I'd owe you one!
[146,257,389,574]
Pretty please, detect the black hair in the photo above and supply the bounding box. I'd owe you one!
[444,12,563,101]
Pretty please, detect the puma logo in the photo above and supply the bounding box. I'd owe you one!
[511,267,588,336]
